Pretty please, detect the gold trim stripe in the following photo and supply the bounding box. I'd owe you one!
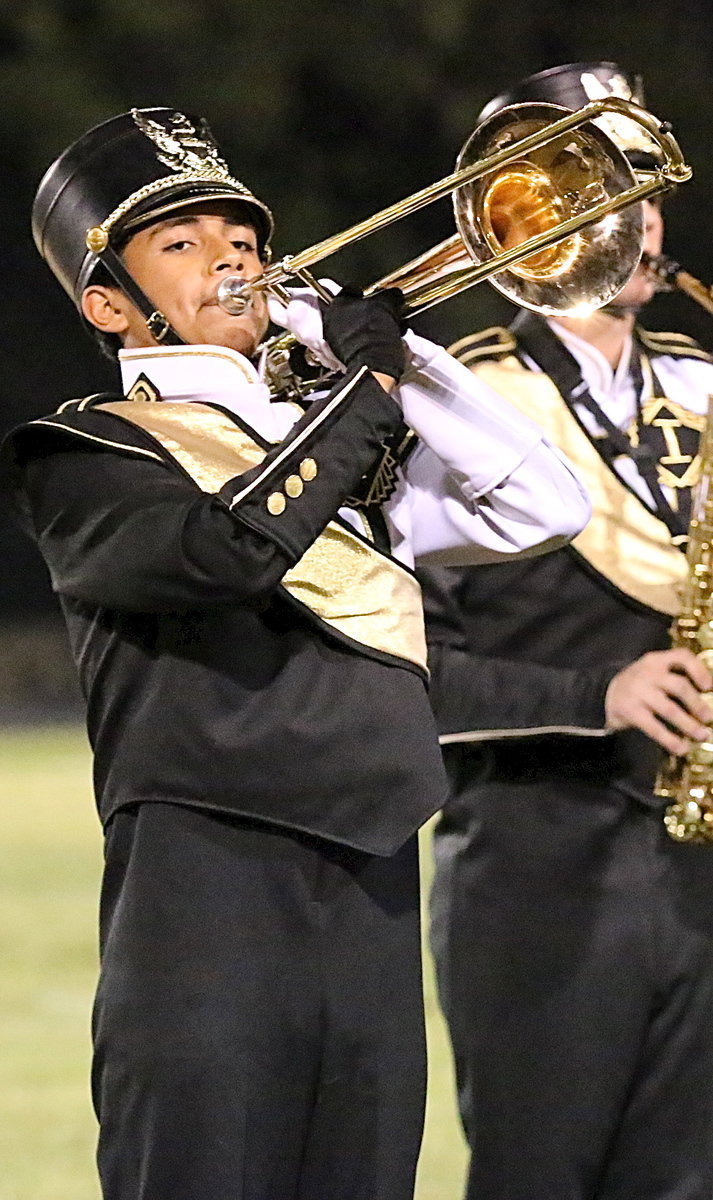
[448,326,516,359]
[56,394,111,414]
[457,344,516,367]
[638,328,713,362]
[640,329,701,345]
[120,346,257,387]
[639,392,707,431]
[31,420,165,463]
[440,724,611,744]
[91,171,258,240]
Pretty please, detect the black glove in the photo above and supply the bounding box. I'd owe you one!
[321,287,405,380]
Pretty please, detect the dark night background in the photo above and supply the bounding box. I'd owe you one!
[2,0,713,713]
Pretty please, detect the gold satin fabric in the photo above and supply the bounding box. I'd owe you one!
[473,357,688,616]
[98,400,427,671]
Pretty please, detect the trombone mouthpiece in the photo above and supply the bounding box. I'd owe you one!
[217,276,254,314]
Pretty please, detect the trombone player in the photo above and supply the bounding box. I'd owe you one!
[420,61,713,1200]
[0,106,590,1199]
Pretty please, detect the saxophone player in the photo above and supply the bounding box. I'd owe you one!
[419,61,713,1200]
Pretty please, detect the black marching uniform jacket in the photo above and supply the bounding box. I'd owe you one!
[422,314,712,804]
[2,362,448,856]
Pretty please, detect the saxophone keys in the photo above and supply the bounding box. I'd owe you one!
[688,740,713,765]
[697,622,713,649]
[664,799,703,840]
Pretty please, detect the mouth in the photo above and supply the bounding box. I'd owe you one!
[202,294,247,312]
[204,276,264,313]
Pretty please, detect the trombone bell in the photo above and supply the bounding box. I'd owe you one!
[454,102,644,315]
[374,103,647,317]
[478,161,582,281]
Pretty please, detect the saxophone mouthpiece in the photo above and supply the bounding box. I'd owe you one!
[641,251,681,289]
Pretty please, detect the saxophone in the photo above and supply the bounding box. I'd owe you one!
[655,395,713,841]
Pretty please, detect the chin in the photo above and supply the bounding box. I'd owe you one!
[199,315,264,358]
[226,332,263,358]
[609,284,654,314]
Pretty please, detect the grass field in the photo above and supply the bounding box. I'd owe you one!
[0,725,466,1200]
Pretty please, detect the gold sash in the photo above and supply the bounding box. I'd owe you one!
[98,400,427,671]
[473,357,687,616]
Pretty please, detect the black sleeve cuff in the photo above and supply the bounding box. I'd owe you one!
[218,365,404,561]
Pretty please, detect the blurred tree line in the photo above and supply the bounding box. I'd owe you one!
[2,0,713,619]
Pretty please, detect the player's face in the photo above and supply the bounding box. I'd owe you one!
[610,199,664,312]
[118,201,269,356]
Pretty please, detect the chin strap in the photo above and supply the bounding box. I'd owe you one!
[96,244,185,346]
[601,301,643,319]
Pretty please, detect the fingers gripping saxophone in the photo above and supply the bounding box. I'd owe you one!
[656,398,713,841]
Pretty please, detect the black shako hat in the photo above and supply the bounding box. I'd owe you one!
[478,61,659,169]
[32,107,274,343]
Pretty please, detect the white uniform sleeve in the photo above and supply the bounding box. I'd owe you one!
[267,288,591,566]
[395,331,590,564]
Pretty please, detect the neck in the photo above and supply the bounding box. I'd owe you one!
[554,307,635,369]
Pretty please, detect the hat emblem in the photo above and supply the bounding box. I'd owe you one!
[578,70,658,161]
[580,70,634,104]
[132,108,231,179]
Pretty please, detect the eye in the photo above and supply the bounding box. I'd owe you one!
[164,238,194,252]
[231,239,257,253]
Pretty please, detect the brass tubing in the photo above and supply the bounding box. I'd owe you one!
[279,98,689,278]
[218,97,691,317]
[369,173,673,314]
[251,98,689,299]
[643,252,713,318]
[675,271,713,316]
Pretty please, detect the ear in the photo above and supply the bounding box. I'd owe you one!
[81,285,130,335]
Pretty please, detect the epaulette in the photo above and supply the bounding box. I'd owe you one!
[53,392,126,415]
[637,327,713,363]
[448,326,517,368]
[5,393,166,471]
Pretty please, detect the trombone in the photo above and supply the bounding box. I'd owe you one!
[218,96,691,321]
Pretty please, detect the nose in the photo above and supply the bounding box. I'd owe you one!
[643,199,663,238]
[209,237,247,276]
[213,252,244,275]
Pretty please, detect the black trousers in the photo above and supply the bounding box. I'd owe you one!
[430,760,713,1200]
[92,803,425,1200]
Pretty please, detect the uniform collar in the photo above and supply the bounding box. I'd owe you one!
[118,343,270,419]
[548,318,634,396]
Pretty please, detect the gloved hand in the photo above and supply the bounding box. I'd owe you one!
[320,287,405,381]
